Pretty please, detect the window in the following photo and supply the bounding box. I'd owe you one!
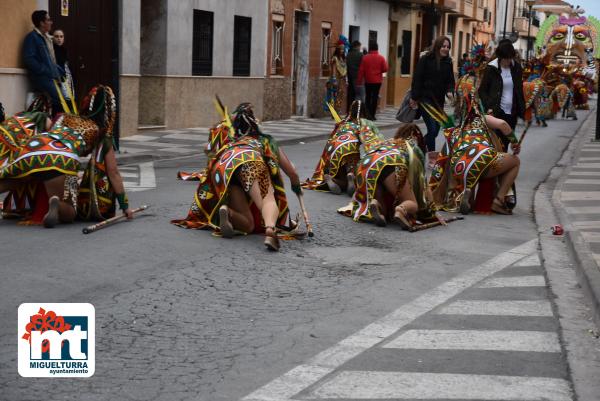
[271,17,284,75]
[192,10,213,76]
[368,30,378,49]
[466,33,471,53]
[320,24,331,76]
[447,15,456,35]
[233,16,252,76]
[401,30,412,75]
[458,31,463,59]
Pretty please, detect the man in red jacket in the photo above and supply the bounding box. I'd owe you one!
[357,42,388,120]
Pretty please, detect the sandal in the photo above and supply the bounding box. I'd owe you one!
[219,205,234,238]
[346,172,355,197]
[491,197,512,215]
[459,188,472,215]
[504,194,516,210]
[393,204,413,231]
[43,196,60,228]
[325,174,342,195]
[369,200,387,227]
[264,226,280,251]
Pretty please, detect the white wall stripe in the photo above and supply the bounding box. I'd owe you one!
[437,300,553,317]
[241,241,537,401]
[477,275,546,288]
[308,371,572,400]
[383,330,560,352]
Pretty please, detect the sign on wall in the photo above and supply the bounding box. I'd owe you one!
[61,0,69,17]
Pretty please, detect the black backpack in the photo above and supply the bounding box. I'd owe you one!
[0,102,5,122]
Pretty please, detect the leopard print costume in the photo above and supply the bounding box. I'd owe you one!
[236,161,271,198]
[393,164,409,205]
[59,114,101,155]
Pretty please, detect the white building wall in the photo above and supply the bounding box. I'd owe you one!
[166,0,268,77]
[121,0,141,75]
[343,0,390,61]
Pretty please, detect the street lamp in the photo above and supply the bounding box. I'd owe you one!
[525,0,536,60]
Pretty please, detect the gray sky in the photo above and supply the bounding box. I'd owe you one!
[570,0,600,19]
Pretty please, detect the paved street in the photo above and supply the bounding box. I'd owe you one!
[2,107,600,400]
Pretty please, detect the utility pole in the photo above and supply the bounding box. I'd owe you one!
[502,0,510,39]
[596,64,600,141]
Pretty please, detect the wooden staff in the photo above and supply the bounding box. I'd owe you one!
[515,120,532,152]
[296,193,314,237]
[409,215,464,233]
[82,205,149,234]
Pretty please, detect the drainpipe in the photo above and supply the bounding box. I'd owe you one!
[502,0,509,39]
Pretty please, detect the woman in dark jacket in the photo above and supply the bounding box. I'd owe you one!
[478,40,525,210]
[478,40,525,149]
[410,36,455,158]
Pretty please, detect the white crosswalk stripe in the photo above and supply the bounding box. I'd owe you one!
[121,162,156,192]
[307,371,571,400]
[242,244,575,401]
[477,275,546,287]
[436,300,554,316]
[383,329,560,352]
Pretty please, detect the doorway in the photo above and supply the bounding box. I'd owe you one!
[48,0,119,115]
[292,11,310,116]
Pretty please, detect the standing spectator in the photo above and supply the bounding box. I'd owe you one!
[478,39,525,210]
[478,39,525,150]
[23,10,63,114]
[458,52,469,77]
[329,43,347,114]
[52,29,75,103]
[346,40,363,113]
[410,36,455,162]
[357,42,388,120]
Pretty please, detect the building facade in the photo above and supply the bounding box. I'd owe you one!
[264,0,344,120]
[3,0,497,135]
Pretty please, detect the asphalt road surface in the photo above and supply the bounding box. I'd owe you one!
[0,113,592,401]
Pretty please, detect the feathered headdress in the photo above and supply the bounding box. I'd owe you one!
[459,43,488,77]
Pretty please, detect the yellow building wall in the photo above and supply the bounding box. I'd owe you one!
[1,1,37,68]
[389,7,422,107]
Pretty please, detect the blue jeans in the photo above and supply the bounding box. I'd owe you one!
[421,108,440,152]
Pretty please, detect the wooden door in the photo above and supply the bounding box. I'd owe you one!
[387,21,397,104]
[48,0,118,106]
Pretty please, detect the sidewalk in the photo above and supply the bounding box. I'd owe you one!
[539,102,600,326]
[116,107,405,165]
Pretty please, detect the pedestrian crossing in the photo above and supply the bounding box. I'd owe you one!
[120,161,156,192]
[242,242,573,401]
[118,108,402,159]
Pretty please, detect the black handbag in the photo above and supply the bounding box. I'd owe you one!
[396,90,420,123]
